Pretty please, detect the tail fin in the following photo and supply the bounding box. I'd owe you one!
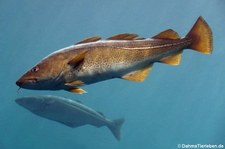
[107,118,125,141]
[186,16,213,54]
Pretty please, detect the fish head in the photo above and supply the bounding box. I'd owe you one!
[15,96,49,112]
[16,54,67,90]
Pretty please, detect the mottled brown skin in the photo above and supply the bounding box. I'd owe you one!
[16,48,86,90]
[16,38,191,87]
[16,16,212,93]
[73,38,192,83]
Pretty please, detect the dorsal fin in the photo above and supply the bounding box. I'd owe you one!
[152,29,180,40]
[107,33,138,40]
[97,111,105,117]
[75,36,101,45]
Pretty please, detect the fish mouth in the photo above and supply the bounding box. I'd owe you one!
[16,78,38,87]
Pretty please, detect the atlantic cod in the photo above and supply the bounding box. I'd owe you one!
[16,16,213,94]
[16,95,125,141]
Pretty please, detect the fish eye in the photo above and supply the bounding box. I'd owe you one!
[31,66,39,72]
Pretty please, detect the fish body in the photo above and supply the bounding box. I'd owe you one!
[16,16,213,94]
[16,95,125,140]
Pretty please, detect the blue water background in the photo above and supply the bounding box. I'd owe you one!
[1,0,225,148]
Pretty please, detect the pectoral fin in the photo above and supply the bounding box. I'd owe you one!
[121,65,153,82]
[65,80,85,86]
[68,51,87,68]
[65,81,86,94]
[160,52,182,66]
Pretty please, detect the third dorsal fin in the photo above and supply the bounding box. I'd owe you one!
[107,33,138,40]
[75,36,101,45]
[152,29,180,40]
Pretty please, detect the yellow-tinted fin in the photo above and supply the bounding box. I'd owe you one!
[75,36,101,45]
[107,33,138,40]
[152,29,180,40]
[67,87,87,94]
[160,51,182,66]
[65,80,85,86]
[68,51,87,67]
[186,16,213,54]
[121,64,153,82]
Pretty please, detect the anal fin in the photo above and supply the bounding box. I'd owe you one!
[160,52,182,66]
[121,64,153,82]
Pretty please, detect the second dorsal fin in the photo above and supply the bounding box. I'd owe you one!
[75,36,101,45]
[107,33,138,40]
[152,29,180,40]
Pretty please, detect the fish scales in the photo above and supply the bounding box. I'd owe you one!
[16,16,213,94]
